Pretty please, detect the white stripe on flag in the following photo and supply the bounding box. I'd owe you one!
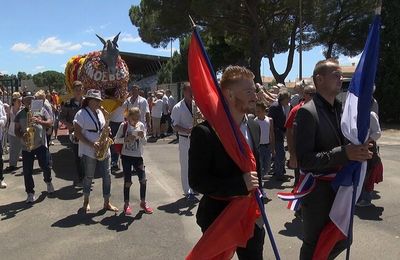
[341,92,362,144]
[329,161,367,236]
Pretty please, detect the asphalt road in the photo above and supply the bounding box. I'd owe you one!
[0,129,399,260]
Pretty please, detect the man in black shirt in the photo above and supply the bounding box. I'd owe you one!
[295,59,372,259]
[60,81,84,186]
[189,66,265,259]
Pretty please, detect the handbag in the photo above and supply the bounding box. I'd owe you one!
[114,122,128,154]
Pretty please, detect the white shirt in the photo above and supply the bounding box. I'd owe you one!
[110,105,125,123]
[162,95,169,114]
[123,96,150,125]
[114,121,147,157]
[0,102,7,140]
[240,115,253,150]
[171,99,194,136]
[151,99,163,118]
[255,116,271,144]
[73,107,107,159]
[168,96,176,113]
[8,107,19,136]
[369,111,381,141]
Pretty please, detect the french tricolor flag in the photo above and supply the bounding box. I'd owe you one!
[313,15,381,259]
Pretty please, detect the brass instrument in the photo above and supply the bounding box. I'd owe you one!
[24,109,36,151]
[95,106,114,161]
[192,101,204,126]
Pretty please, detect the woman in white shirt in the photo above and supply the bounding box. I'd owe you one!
[114,107,153,215]
[151,92,163,138]
[73,89,118,213]
[6,92,22,172]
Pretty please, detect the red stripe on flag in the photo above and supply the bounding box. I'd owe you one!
[312,221,347,260]
[186,30,260,259]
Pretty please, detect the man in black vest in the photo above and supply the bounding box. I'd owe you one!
[189,66,265,259]
[60,81,84,186]
[295,59,372,259]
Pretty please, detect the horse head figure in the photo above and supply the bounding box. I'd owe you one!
[96,32,121,75]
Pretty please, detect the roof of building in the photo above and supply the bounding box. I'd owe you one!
[119,51,169,77]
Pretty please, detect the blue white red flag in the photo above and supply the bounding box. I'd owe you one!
[313,15,381,259]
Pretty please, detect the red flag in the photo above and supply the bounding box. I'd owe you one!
[186,29,260,259]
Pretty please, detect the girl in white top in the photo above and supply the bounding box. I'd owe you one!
[114,107,153,215]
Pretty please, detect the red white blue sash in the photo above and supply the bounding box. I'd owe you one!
[277,171,337,211]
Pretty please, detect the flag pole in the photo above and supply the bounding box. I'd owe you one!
[256,189,281,260]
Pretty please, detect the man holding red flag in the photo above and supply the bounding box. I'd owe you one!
[295,59,372,259]
[189,66,265,259]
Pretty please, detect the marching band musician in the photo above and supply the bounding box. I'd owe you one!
[73,89,118,213]
[14,91,55,203]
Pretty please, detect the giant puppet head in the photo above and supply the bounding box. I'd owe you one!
[65,32,129,112]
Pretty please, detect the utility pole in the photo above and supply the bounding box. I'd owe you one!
[170,38,173,84]
[299,0,303,80]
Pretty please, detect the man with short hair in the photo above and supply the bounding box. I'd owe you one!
[60,81,84,186]
[123,85,151,130]
[268,90,290,181]
[171,85,196,200]
[15,92,55,203]
[290,81,305,107]
[285,84,316,185]
[295,59,371,259]
[189,66,264,259]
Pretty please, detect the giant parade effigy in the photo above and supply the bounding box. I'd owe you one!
[65,32,129,112]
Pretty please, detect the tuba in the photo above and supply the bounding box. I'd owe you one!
[24,109,36,151]
[95,106,114,161]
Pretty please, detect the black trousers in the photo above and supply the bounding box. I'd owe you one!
[300,180,349,260]
[71,142,83,181]
[0,146,3,181]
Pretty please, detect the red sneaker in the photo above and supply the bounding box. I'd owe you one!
[124,204,132,215]
[140,201,153,214]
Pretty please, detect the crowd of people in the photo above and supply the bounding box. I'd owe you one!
[0,59,384,259]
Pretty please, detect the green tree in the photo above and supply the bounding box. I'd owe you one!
[376,0,400,123]
[130,0,306,83]
[158,36,190,84]
[304,0,377,58]
[17,71,32,81]
[32,71,65,92]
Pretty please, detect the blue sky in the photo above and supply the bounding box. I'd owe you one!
[0,0,360,81]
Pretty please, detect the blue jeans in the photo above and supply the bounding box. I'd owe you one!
[273,140,285,177]
[22,145,52,194]
[81,155,111,199]
[258,144,272,177]
[110,121,122,166]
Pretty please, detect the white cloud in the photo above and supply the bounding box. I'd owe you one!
[11,43,32,52]
[60,64,66,69]
[82,41,97,47]
[0,70,9,75]
[120,33,141,43]
[33,65,46,72]
[84,27,95,34]
[11,37,83,54]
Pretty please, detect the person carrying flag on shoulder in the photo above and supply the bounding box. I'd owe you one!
[294,59,372,259]
[189,66,265,259]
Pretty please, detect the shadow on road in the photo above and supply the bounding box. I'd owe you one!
[51,208,107,228]
[52,147,75,181]
[355,205,384,221]
[100,211,144,232]
[278,216,303,240]
[157,197,198,216]
[0,192,46,221]
[55,185,83,200]
[264,176,294,190]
